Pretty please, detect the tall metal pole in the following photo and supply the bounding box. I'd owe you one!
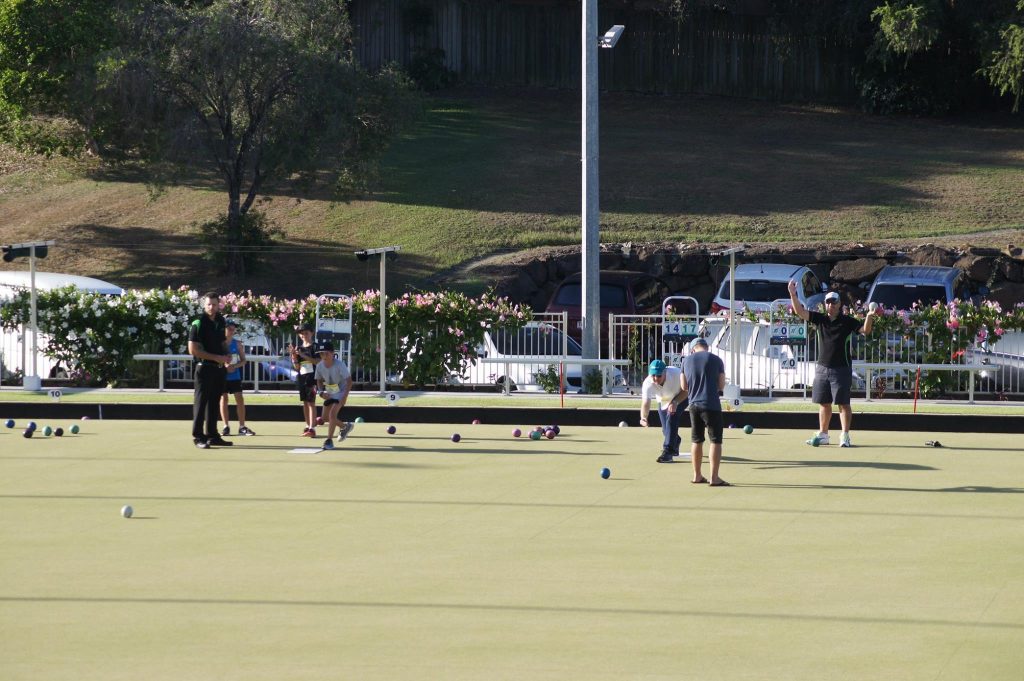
[581,0,600,364]
[379,254,387,397]
[729,249,738,388]
[27,245,40,391]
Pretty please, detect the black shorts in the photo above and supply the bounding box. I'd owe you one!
[690,407,724,444]
[224,379,242,395]
[812,365,853,405]
[323,398,340,406]
[298,373,317,403]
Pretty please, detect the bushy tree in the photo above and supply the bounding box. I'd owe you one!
[0,0,124,153]
[111,0,419,276]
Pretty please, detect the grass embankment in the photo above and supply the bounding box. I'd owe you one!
[1,91,1023,296]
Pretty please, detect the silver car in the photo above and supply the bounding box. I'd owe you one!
[711,264,827,314]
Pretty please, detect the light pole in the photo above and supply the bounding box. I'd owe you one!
[712,246,746,389]
[581,1,624,367]
[355,246,401,396]
[2,240,55,391]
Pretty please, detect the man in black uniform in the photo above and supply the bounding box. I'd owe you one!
[789,281,876,447]
[188,292,233,449]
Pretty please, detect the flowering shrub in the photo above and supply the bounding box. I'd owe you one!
[0,286,202,384]
[350,289,531,387]
[0,285,531,387]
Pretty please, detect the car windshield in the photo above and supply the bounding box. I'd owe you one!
[870,285,947,310]
[721,280,792,302]
[553,283,628,308]
[492,327,582,356]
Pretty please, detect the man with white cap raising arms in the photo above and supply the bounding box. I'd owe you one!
[789,281,877,447]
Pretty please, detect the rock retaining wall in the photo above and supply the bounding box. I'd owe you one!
[493,243,1024,312]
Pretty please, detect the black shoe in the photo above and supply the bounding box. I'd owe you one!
[221,426,231,436]
[656,451,674,463]
[206,436,233,447]
[194,438,210,450]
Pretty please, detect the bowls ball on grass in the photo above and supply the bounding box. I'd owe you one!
[386,425,397,435]
[512,428,522,438]
[22,428,33,439]
[544,429,556,440]
[600,467,611,479]
[54,427,64,437]
[451,433,461,443]
[42,426,53,437]
[4,419,14,429]
[70,424,80,435]
[743,425,754,435]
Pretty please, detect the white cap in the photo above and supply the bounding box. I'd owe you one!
[824,291,841,302]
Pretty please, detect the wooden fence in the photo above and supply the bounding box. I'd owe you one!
[349,0,858,103]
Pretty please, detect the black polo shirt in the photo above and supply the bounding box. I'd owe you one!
[188,313,227,358]
[808,310,862,369]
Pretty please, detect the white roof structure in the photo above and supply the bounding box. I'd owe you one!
[0,270,124,297]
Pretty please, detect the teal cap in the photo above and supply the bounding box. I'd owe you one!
[648,359,666,376]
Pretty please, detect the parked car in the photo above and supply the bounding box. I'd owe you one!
[452,322,627,393]
[545,270,672,352]
[710,264,826,314]
[865,265,977,310]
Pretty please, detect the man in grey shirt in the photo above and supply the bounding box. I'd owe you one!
[314,341,353,451]
[681,338,728,486]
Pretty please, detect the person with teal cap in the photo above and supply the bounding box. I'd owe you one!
[639,357,688,463]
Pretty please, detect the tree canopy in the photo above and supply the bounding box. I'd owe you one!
[0,0,419,277]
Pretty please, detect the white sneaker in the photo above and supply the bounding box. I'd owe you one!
[806,432,830,446]
[337,421,354,441]
[840,433,852,448]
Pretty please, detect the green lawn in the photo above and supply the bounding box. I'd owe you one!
[2,420,1022,680]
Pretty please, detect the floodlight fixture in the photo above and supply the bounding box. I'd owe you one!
[599,25,625,49]
[2,240,54,262]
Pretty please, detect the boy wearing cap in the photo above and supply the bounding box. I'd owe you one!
[639,358,688,463]
[681,337,728,486]
[292,323,320,437]
[314,341,354,450]
[219,321,255,436]
[789,281,877,447]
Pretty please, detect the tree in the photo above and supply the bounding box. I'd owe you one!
[862,0,1023,113]
[983,1,1024,112]
[113,0,419,276]
[0,0,123,153]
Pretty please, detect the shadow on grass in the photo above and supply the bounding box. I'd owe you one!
[1,594,1021,630]
[741,483,1024,494]
[61,223,436,296]
[5,494,1022,520]
[725,456,936,471]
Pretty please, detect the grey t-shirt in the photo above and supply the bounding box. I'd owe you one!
[682,350,725,411]
[314,360,351,397]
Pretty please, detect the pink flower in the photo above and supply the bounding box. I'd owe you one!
[995,327,1005,337]
[947,319,959,330]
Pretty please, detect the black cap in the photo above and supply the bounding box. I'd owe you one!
[297,323,314,333]
[318,341,335,353]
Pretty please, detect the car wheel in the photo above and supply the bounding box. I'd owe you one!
[495,377,517,392]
